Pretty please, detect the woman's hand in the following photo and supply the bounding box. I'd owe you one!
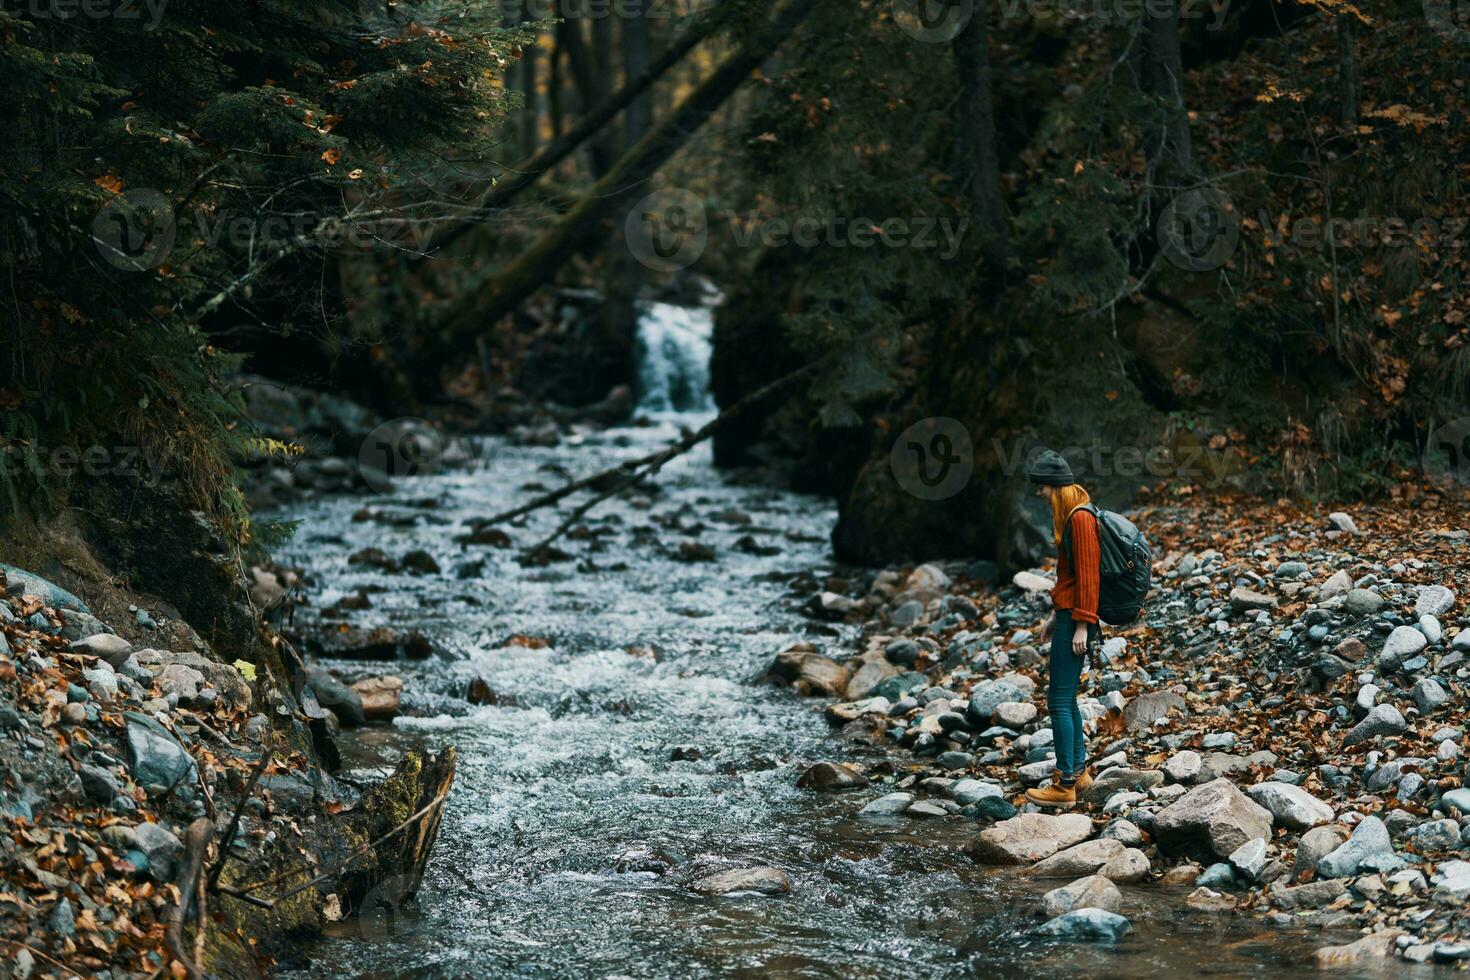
[1071,627,1088,655]
[1040,612,1055,642]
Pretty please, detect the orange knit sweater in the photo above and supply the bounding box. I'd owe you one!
[1054,508,1101,624]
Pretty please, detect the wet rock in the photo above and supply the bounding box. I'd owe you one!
[124,712,196,793]
[1122,691,1186,732]
[351,675,403,722]
[1196,862,1236,889]
[1036,908,1130,943]
[768,644,850,698]
[1312,929,1402,967]
[950,778,1003,806]
[400,549,441,575]
[134,821,183,880]
[962,796,1018,822]
[1269,877,1348,911]
[1342,704,1406,747]
[844,658,899,700]
[1153,778,1274,861]
[965,812,1094,865]
[1160,864,1202,886]
[1185,886,1237,912]
[1416,585,1456,618]
[307,668,365,727]
[348,547,399,572]
[858,792,913,816]
[1317,816,1400,878]
[906,801,948,819]
[689,867,791,896]
[1042,875,1122,917]
[797,762,868,791]
[1024,839,1125,878]
[1245,782,1333,831]
[1099,848,1150,884]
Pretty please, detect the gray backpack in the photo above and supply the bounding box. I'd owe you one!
[1063,504,1152,625]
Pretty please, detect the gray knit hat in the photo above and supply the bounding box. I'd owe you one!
[1026,447,1075,486]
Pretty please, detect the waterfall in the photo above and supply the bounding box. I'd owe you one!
[634,301,716,416]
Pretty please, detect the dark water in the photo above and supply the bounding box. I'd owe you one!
[270,418,1397,979]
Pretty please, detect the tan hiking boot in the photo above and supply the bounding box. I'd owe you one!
[1052,768,1093,792]
[1025,780,1077,808]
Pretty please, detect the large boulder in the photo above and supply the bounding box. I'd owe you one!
[1317,815,1401,878]
[1152,778,1273,861]
[965,812,1094,865]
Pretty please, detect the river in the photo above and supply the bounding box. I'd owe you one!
[269,306,1388,979]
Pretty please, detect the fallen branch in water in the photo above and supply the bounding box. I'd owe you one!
[479,361,821,555]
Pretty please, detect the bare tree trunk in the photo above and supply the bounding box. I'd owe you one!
[520,0,541,154]
[1140,0,1194,184]
[622,0,652,146]
[1337,13,1357,129]
[430,0,820,357]
[951,0,1007,284]
[557,3,615,176]
[550,30,565,138]
[593,6,617,150]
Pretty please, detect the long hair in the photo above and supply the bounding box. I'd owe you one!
[1050,483,1092,546]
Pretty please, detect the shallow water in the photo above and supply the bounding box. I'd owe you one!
[271,419,1400,979]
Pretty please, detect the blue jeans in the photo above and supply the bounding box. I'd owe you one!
[1049,611,1097,779]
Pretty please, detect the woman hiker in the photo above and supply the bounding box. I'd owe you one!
[1024,448,1101,808]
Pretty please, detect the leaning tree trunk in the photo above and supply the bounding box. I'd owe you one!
[557,4,615,177]
[622,0,652,146]
[1140,0,1194,185]
[409,1,728,266]
[519,0,541,155]
[427,0,821,361]
[951,0,1008,286]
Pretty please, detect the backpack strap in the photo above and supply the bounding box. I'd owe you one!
[1060,503,1099,557]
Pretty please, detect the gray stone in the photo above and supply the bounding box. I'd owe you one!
[689,867,791,896]
[1320,569,1353,600]
[1317,816,1399,878]
[1024,839,1125,878]
[1122,691,1186,731]
[78,763,119,802]
[0,563,90,613]
[1380,625,1428,663]
[1275,561,1309,578]
[306,668,365,727]
[1098,848,1150,884]
[1245,782,1334,831]
[994,701,1037,728]
[1413,678,1449,714]
[1100,819,1144,848]
[1406,818,1461,852]
[1185,886,1237,912]
[1312,929,1404,967]
[1228,587,1276,612]
[859,792,913,817]
[1342,704,1407,747]
[48,897,75,939]
[124,712,196,793]
[964,812,1094,865]
[1041,875,1122,917]
[1228,838,1268,881]
[884,639,920,667]
[1269,877,1349,910]
[1201,732,1236,750]
[1432,860,1470,898]
[906,801,949,819]
[134,821,183,880]
[796,762,868,792]
[1343,589,1385,617]
[1327,512,1358,534]
[70,633,131,666]
[1416,585,1456,618]
[966,679,1026,725]
[1196,862,1236,889]
[1439,787,1470,815]
[1153,777,1274,861]
[949,778,1003,806]
[1037,908,1131,943]
[1294,825,1346,880]
[1162,750,1202,784]
[1420,615,1443,644]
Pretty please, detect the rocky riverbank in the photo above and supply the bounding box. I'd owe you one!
[778,493,1470,966]
[0,543,452,976]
